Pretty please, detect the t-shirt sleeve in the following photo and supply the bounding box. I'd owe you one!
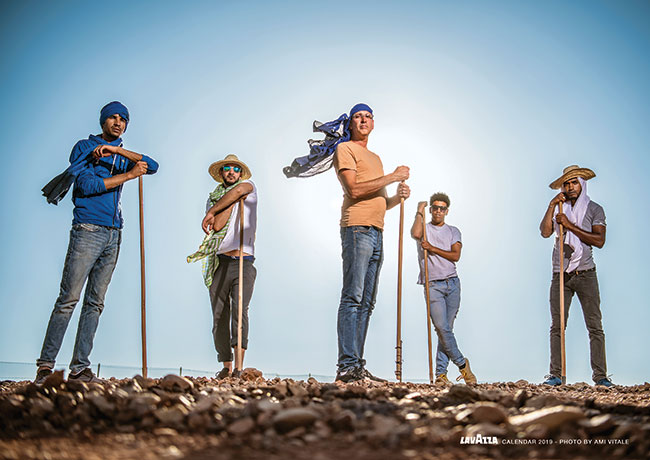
[334,144,357,173]
[591,203,606,227]
[451,226,462,245]
[243,180,257,204]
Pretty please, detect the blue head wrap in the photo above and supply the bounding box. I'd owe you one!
[349,103,373,117]
[100,101,130,131]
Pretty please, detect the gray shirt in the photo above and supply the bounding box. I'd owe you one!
[417,223,462,284]
[552,200,606,272]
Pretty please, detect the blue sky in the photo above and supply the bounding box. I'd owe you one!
[1,0,648,384]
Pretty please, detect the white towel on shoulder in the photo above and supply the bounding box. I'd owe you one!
[554,178,589,272]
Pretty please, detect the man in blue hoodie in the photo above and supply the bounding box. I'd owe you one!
[35,101,159,384]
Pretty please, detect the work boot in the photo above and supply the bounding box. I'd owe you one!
[215,367,231,380]
[543,375,562,386]
[231,369,242,379]
[68,368,104,384]
[456,359,477,384]
[359,368,387,383]
[34,367,52,386]
[434,373,451,387]
[595,377,613,388]
[335,367,360,383]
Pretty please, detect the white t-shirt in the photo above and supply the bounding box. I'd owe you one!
[416,222,462,284]
[214,180,258,256]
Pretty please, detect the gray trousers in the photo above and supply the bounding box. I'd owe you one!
[209,255,256,363]
[549,269,607,382]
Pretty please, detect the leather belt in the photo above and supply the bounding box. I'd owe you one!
[567,267,595,276]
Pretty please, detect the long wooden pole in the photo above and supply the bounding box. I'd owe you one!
[236,197,245,371]
[138,177,147,378]
[558,201,566,385]
[395,196,404,382]
[421,210,434,384]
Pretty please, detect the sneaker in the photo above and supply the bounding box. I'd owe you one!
[456,359,477,384]
[543,375,562,386]
[34,367,52,385]
[335,367,361,383]
[68,368,103,383]
[231,369,242,379]
[359,368,387,383]
[596,377,613,388]
[435,373,451,387]
[215,367,231,380]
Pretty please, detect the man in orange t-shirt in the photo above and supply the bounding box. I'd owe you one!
[332,103,410,383]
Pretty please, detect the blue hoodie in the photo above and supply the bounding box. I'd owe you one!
[71,135,159,228]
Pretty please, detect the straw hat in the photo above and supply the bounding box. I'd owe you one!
[208,154,252,183]
[549,165,596,190]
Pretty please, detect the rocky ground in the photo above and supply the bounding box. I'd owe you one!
[1,369,649,460]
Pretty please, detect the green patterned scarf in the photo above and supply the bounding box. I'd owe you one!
[187,180,240,287]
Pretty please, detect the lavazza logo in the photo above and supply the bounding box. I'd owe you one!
[460,434,499,445]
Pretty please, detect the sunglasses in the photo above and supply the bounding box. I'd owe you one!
[431,205,448,212]
[222,166,242,173]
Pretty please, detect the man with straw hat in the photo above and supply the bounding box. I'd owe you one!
[333,103,410,383]
[410,193,476,386]
[539,165,612,387]
[188,154,257,379]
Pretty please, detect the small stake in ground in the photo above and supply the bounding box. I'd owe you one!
[236,197,245,372]
[558,201,566,385]
[395,195,404,382]
[421,208,434,384]
[139,177,148,378]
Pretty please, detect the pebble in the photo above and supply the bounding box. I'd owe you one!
[509,405,585,430]
[160,375,194,392]
[272,407,319,433]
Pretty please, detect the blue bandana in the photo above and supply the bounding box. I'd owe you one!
[100,101,130,130]
[349,103,373,117]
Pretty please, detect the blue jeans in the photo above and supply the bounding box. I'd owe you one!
[37,224,121,374]
[337,226,383,372]
[425,276,466,376]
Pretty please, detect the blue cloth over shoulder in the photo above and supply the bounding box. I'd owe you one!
[283,113,350,178]
[41,136,121,205]
[283,103,373,178]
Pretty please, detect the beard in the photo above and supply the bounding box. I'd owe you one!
[223,176,239,187]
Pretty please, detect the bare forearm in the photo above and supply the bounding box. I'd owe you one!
[540,205,556,237]
[103,171,134,190]
[342,174,394,200]
[428,246,461,262]
[115,147,143,163]
[206,184,253,216]
[386,194,404,210]
[564,224,606,248]
[410,213,425,239]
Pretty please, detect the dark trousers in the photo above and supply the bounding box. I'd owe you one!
[549,269,607,382]
[209,255,256,363]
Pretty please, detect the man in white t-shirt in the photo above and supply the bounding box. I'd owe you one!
[201,154,257,379]
[410,192,476,386]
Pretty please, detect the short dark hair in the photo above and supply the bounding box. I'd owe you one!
[429,192,450,207]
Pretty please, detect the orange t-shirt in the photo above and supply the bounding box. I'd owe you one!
[333,141,387,229]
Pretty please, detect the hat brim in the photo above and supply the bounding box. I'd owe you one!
[549,168,596,189]
[208,160,252,183]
